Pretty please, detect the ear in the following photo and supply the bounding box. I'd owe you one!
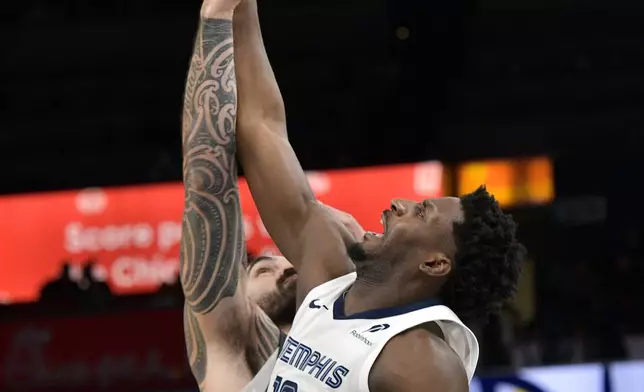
[419,253,452,277]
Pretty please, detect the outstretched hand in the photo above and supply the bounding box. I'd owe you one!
[318,202,366,241]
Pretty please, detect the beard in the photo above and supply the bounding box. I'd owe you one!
[347,241,394,283]
[347,241,370,262]
[257,270,297,326]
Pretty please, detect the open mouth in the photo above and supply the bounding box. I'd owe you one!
[381,211,388,230]
[364,211,389,239]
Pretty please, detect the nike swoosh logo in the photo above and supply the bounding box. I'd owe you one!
[308,299,328,310]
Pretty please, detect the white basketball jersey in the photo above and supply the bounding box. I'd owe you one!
[248,272,479,392]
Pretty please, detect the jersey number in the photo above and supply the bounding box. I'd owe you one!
[273,376,298,392]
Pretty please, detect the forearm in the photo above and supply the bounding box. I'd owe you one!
[181,14,244,386]
[181,15,242,315]
[231,1,354,288]
[233,0,286,132]
[231,1,312,264]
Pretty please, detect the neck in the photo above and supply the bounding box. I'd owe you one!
[344,270,433,316]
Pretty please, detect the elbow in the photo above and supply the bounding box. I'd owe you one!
[264,99,286,124]
[238,101,286,135]
[238,116,287,143]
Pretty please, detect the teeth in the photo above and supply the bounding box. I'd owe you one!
[367,231,383,238]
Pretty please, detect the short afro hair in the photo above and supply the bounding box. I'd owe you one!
[439,186,524,324]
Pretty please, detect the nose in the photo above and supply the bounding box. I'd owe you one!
[277,267,297,285]
[281,267,297,279]
[390,199,406,216]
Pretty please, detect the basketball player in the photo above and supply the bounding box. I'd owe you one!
[232,0,525,391]
[179,1,369,388]
[179,0,292,389]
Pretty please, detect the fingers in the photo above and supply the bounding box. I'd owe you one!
[316,202,365,239]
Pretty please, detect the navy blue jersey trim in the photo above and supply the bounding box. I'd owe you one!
[333,289,441,320]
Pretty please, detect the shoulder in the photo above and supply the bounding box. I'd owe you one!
[369,326,468,392]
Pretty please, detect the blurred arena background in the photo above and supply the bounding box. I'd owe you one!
[1,0,644,391]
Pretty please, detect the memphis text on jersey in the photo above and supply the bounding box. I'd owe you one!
[278,336,350,388]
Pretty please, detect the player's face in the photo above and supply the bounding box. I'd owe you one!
[352,197,464,264]
[247,256,297,324]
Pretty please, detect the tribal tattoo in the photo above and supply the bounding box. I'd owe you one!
[181,16,240,317]
[248,308,282,373]
[183,303,207,384]
[180,17,242,385]
[180,16,280,386]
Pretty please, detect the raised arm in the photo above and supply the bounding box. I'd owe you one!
[180,1,279,389]
[233,0,355,305]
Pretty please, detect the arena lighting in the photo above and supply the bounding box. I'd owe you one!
[472,361,644,392]
[473,363,605,392]
[396,26,410,40]
[456,156,554,208]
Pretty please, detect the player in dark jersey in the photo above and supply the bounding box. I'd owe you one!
[178,0,285,389]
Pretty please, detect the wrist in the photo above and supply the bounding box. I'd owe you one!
[200,4,234,19]
[234,0,256,14]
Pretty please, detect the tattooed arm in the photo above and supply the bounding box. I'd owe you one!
[181,2,280,391]
[233,0,355,307]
